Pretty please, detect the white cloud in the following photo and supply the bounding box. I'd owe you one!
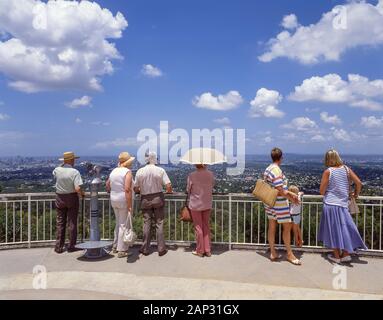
[0,132,24,141]
[0,113,10,121]
[249,88,285,118]
[0,0,128,93]
[361,116,383,129]
[282,133,297,141]
[281,14,298,30]
[311,134,327,142]
[331,128,351,142]
[320,112,342,125]
[193,91,243,111]
[282,117,318,131]
[141,64,163,78]
[213,117,230,125]
[259,1,383,64]
[91,121,110,126]
[93,137,139,149]
[289,74,383,111]
[75,118,82,124]
[66,96,92,109]
[305,107,320,113]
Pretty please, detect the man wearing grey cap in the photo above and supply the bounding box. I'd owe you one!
[134,151,172,256]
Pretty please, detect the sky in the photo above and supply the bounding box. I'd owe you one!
[0,0,383,157]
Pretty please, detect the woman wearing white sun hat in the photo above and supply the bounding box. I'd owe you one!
[106,152,135,258]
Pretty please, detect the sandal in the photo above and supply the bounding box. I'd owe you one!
[192,250,204,258]
[340,255,352,263]
[118,252,128,258]
[287,256,302,266]
[327,254,341,264]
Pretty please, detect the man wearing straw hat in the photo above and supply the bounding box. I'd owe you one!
[134,151,172,257]
[53,152,84,254]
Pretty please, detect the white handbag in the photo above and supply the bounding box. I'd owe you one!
[123,212,137,245]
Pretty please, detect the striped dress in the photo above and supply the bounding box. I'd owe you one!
[323,166,349,208]
[263,164,291,223]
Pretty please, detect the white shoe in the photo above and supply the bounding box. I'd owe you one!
[327,254,341,264]
[340,255,352,263]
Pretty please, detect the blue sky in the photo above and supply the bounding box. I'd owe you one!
[0,0,383,156]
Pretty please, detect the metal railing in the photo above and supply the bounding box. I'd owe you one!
[0,192,382,253]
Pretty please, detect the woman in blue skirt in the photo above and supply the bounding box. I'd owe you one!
[318,149,367,263]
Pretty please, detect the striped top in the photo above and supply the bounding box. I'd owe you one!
[323,166,350,208]
[263,164,290,220]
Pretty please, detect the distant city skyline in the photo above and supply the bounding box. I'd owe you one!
[1,0,383,156]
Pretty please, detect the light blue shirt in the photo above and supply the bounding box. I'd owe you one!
[53,164,83,194]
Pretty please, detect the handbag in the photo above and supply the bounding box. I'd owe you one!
[123,212,137,245]
[345,166,360,215]
[252,178,279,208]
[179,189,193,223]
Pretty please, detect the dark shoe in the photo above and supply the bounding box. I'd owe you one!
[54,248,64,254]
[158,249,168,257]
[139,249,150,256]
[204,252,212,257]
[67,247,82,253]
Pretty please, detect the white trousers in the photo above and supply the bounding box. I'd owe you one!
[111,201,130,252]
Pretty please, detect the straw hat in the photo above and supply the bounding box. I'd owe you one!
[59,151,80,162]
[118,152,135,168]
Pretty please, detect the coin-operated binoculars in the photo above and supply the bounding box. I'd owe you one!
[76,162,113,259]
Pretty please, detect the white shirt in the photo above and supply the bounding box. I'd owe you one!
[134,164,171,195]
[290,192,303,216]
[53,164,83,194]
[109,167,131,204]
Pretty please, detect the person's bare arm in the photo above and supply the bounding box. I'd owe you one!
[320,169,330,196]
[276,186,299,204]
[165,183,173,194]
[349,168,362,198]
[133,186,140,194]
[75,185,85,198]
[125,171,133,213]
[106,179,111,193]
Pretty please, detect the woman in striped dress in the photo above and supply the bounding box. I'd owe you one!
[264,148,301,265]
[318,149,367,264]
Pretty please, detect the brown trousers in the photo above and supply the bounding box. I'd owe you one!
[55,193,79,250]
[140,192,166,253]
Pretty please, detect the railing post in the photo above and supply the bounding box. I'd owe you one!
[27,195,31,248]
[229,194,232,250]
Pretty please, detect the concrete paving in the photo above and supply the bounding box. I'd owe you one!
[0,246,382,300]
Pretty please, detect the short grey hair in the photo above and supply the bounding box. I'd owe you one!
[145,151,158,165]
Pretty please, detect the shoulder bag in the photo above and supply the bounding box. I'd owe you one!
[179,188,193,223]
[345,166,360,215]
[252,177,279,208]
[123,212,137,245]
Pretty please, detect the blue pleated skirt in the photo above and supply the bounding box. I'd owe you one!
[318,204,367,253]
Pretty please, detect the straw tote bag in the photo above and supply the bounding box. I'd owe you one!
[345,166,360,215]
[252,179,279,208]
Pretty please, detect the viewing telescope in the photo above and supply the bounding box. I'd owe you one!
[76,162,113,259]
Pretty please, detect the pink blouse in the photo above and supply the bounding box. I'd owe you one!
[187,169,215,211]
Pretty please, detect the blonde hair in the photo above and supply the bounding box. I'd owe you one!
[324,149,343,167]
[288,185,299,195]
